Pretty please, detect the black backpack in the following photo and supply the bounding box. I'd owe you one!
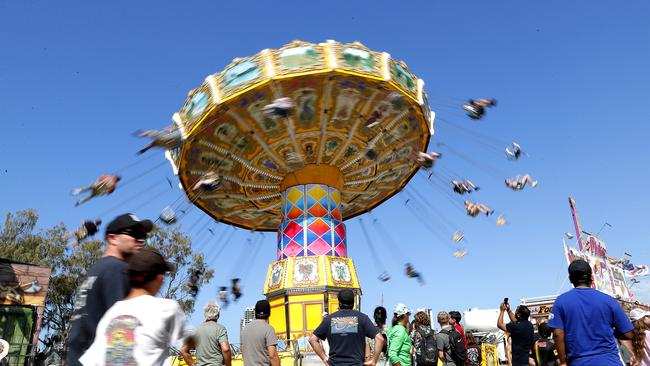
[415,328,438,366]
[441,328,467,365]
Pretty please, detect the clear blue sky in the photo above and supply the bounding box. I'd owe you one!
[2,0,650,340]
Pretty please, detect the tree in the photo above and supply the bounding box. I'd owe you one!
[0,209,213,363]
[146,226,214,314]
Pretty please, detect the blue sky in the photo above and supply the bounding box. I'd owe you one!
[2,0,650,340]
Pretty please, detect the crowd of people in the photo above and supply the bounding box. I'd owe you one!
[63,212,650,366]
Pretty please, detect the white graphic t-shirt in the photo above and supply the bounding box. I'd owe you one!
[80,295,190,366]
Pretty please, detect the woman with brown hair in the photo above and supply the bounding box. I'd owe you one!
[411,311,437,366]
[630,308,650,366]
[464,332,482,366]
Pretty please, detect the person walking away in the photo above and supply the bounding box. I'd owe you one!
[310,289,384,366]
[448,311,467,348]
[79,247,190,365]
[435,311,461,366]
[181,301,232,366]
[549,259,635,366]
[411,310,438,366]
[387,304,412,366]
[366,306,388,366]
[532,323,556,366]
[67,214,152,366]
[240,300,280,366]
[464,332,481,366]
[630,308,650,366]
[497,301,534,366]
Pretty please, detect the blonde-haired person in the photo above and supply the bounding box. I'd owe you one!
[631,308,650,366]
[388,304,412,366]
[181,301,232,366]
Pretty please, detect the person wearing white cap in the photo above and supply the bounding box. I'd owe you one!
[0,338,9,364]
[387,304,412,366]
[630,308,650,366]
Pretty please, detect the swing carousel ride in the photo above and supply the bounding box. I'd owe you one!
[165,40,434,341]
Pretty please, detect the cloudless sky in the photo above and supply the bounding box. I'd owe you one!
[2,0,650,341]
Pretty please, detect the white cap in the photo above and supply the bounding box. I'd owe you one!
[630,308,650,321]
[394,303,411,317]
[0,339,8,360]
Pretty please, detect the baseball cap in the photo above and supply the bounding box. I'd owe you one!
[568,259,592,281]
[630,308,650,321]
[394,303,411,317]
[338,289,355,306]
[106,213,153,237]
[255,300,271,318]
[127,247,175,274]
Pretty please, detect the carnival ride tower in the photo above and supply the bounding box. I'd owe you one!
[167,40,434,342]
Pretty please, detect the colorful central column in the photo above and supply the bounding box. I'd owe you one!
[263,165,361,344]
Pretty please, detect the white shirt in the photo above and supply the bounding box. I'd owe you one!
[80,295,190,366]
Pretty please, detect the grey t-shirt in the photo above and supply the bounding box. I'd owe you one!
[435,326,456,366]
[240,319,278,366]
[195,321,229,366]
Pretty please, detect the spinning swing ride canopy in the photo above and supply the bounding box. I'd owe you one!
[168,40,435,231]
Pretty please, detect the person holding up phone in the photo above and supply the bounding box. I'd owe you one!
[497,299,534,366]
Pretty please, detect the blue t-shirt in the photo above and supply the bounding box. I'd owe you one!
[548,288,633,366]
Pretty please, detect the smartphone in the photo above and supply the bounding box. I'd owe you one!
[504,297,509,304]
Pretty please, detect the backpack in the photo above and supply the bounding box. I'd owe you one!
[415,328,438,366]
[441,328,467,365]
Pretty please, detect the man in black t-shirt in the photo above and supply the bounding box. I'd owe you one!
[497,301,534,366]
[66,213,153,366]
[309,290,385,366]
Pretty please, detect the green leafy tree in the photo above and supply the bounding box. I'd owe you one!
[147,226,214,314]
[0,209,213,363]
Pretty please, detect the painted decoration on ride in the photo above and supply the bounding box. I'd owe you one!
[223,60,260,88]
[277,185,347,259]
[173,40,433,231]
[481,343,498,366]
[0,259,50,307]
[326,257,359,288]
[329,258,352,286]
[564,245,632,299]
[291,257,320,287]
[185,91,209,118]
[342,47,375,71]
[265,260,286,293]
[278,46,321,69]
[391,61,416,94]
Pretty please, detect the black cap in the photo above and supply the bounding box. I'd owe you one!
[255,300,271,319]
[338,289,355,306]
[568,259,592,282]
[106,213,153,236]
[127,247,175,274]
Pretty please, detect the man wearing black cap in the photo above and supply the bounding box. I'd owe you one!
[240,300,281,366]
[79,247,190,365]
[67,213,153,366]
[309,289,384,366]
[548,259,635,366]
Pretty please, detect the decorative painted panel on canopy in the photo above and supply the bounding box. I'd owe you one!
[172,40,435,231]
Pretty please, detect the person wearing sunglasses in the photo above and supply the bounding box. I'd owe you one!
[80,247,189,365]
[67,213,153,366]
